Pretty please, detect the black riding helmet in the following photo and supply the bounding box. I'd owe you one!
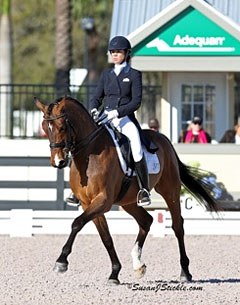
[108,36,131,52]
[108,36,132,63]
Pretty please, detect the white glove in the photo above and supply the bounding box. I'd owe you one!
[91,108,99,122]
[101,110,119,124]
[106,110,118,121]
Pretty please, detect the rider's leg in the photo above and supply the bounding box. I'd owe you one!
[117,117,151,206]
[134,155,151,206]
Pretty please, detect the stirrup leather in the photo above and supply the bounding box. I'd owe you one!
[137,188,151,207]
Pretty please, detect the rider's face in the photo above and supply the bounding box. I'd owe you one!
[110,50,126,64]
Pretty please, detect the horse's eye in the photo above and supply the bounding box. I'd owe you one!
[60,126,66,132]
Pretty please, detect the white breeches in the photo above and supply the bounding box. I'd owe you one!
[111,115,143,162]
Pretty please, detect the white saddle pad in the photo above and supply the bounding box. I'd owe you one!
[106,126,160,176]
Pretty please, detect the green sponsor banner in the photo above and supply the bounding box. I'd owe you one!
[133,6,240,56]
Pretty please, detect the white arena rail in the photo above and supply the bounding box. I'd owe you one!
[1,207,240,237]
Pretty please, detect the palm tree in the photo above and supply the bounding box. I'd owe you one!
[0,0,12,137]
[55,0,72,96]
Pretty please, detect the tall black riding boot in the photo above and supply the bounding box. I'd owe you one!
[134,156,151,206]
[65,193,80,207]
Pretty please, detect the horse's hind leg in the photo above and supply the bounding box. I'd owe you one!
[163,195,192,282]
[92,215,122,285]
[171,206,192,281]
[122,204,153,279]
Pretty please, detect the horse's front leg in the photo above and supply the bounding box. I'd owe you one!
[53,212,87,273]
[122,204,153,279]
[92,215,122,285]
[53,195,111,274]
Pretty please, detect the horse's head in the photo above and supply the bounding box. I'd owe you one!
[35,97,72,169]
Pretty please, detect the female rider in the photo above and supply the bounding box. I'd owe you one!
[90,36,151,206]
[66,36,151,207]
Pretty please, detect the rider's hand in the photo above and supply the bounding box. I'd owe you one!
[100,110,119,124]
[107,110,118,121]
[91,108,99,122]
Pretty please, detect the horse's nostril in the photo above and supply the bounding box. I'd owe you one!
[58,160,66,168]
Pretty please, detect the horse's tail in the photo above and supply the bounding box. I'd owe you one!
[176,156,219,212]
[156,132,219,212]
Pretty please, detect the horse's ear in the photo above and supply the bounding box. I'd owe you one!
[34,97,47,113]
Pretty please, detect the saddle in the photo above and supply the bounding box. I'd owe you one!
[111,126,134,171]
[109,123,158,172]
[104,123,159,202]
[96,110,158,158]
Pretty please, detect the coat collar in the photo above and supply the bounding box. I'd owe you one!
[110,64,130,75]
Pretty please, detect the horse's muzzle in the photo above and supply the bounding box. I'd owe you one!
[52,154,69,169]
[54,159,69,169]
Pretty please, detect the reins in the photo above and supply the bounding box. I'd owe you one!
[70,124,105,157]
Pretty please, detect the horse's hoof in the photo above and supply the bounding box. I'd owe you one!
[134,264,147,279]
[53,262,68,273]
[107,278,120,286]
[180,270,192,282]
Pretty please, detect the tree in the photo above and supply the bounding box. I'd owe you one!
[72,0,112,83]
[11,0,112,84]
[11,1,55,83]
[55,0,72,96]
[0,0,12,136]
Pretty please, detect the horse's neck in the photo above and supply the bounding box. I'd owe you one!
[70,108,96,140]
[67,102,115,150]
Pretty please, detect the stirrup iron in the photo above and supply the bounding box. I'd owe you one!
[137,188,151,207]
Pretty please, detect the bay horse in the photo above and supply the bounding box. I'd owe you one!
[35,96,218,284]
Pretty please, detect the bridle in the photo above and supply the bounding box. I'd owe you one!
[43,113,74,152]
[43,110,105,157]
